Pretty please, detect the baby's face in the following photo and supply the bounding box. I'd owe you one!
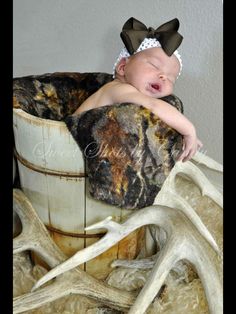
[122,47,180,98]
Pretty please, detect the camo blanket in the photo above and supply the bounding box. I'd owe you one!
[13,72,183,209]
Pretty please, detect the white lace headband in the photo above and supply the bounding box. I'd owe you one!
[112,38,182,78]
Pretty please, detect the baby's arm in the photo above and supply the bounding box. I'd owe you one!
[110,85,202,162]
[148,100,202,161]
[73,82,202,161]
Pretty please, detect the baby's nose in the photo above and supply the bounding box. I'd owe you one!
[159,73,166,80]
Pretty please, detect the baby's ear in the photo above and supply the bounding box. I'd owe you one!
[116,57,127,76]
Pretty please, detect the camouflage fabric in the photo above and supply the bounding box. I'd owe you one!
[13,72,183,209]
[13,72,113,120]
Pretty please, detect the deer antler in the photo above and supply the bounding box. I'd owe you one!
[13,189,136,313]
[15,153,223,314]
[32,204,222,314]
[33,158,222,291]
[160,159,223,208]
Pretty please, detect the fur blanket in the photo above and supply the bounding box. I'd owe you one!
[13,72,183,209]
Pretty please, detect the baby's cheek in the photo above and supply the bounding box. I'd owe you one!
[167,83,174,94]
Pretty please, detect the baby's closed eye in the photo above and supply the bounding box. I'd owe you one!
[149,61,159,70]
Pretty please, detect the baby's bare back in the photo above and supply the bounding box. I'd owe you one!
[73,81,120,115]
[73,80,141,115]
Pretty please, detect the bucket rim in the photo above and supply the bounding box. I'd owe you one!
[13,108,66,127]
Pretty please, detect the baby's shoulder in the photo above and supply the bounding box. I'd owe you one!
[104,80,136,95]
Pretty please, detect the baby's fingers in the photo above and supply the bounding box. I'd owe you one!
[178,148,191,162]
[178,147,196,162]
[182,149,195,162]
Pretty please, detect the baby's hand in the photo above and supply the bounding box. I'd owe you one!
[178,132,203,162]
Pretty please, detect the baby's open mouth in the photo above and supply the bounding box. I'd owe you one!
[151,84,160,91]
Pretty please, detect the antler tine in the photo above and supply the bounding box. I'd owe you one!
[32,205,175,291]
[13,189,35,253]
[192,151,223,172]
[163,161,223,208]
[32,215,129,292]
[129,235,184,314]
[111,254,157,269]
[13,189,64,267]
[14,280,72,314]
[155,189,220,254]
[187,241,223,314]
[14,270,136,314]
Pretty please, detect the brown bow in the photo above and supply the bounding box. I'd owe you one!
[120,17,183,56]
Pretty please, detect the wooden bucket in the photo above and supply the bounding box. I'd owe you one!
[13,108,145,279]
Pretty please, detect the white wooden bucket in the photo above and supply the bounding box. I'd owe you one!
[13,108,145,279]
